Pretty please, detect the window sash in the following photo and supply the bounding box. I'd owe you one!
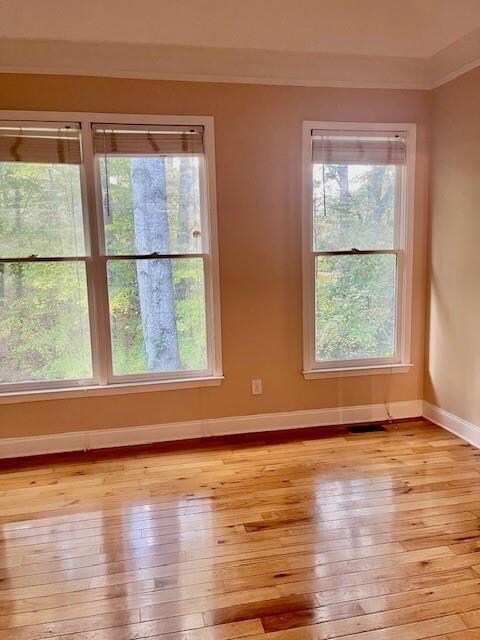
[312,164,403,253]
[0,113,221,393]
[307,249,404,369]
[0,257,96,392]
[97,154,208,256]
[104,254,212,383]
[313,251,400,367]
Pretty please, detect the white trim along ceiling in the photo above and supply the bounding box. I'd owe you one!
[1,26,480,90]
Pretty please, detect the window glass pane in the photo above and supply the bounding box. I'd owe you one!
[0,263,92,383]
[107,257,207,375]
[99,156,203,255]
[0,163,85,258]
[315,254,396,362]
[313,164,396,251]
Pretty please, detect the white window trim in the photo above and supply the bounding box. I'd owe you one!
[0,110,223,398]
[302,121,416,380]
[0,376,224,405]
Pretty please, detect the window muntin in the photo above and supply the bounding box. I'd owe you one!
[304,124,412,372]
[0,116,220,392]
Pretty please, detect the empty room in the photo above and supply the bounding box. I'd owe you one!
[1,1,480,638]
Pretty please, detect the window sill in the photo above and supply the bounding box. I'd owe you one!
[0,376,224,405]
[303,364,413,380]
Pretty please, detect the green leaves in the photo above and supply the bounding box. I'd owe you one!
[313,164,397,363]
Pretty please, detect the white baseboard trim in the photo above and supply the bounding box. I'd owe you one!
[423,401,480,449]
[0,399,422,459]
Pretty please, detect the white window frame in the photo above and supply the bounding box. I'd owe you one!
[0,111,223,402]
[302,121,416,380]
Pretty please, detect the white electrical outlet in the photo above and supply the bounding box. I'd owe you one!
[251,379,263,395]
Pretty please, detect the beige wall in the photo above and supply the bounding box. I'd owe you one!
[425,65,480,424]
[0,75,430,438]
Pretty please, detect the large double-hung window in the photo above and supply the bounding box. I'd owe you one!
[0,114,222,396]
[302,122,415,378]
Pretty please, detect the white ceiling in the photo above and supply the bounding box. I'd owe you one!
[1,0,480,88]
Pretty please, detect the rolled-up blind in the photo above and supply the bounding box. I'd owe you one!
[0,122,82,164]
[92,124,204,156]
[312,131,407,166]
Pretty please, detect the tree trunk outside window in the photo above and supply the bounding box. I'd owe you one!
[130,158,180,371]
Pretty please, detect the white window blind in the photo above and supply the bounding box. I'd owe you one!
[311,131,407,166]
[0,122,82,164]
[92,124,204,156]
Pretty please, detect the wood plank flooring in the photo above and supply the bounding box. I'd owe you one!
[1,418,480,639]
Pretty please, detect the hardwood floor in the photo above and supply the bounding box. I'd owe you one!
[1,418,480,639]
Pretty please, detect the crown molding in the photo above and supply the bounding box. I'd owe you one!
[0,38,430,89]
[429,26,480,88]
[0,35,479,90]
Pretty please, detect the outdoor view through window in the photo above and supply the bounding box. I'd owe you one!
[99,154,207,376]
[308,128,408,368]
[0,119,217,390]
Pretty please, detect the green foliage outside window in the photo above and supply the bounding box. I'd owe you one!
[0,157,207,384]
[313,164,397,362]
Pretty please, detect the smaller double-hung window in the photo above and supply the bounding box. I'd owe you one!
[302,122,416,377]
